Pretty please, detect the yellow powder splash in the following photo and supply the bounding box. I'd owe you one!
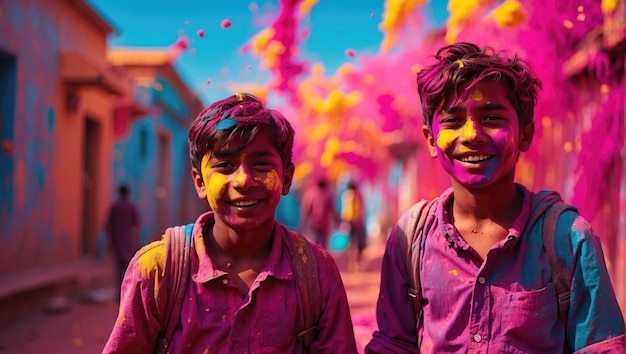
[437,130,457,150]
[263,170,280,191]
[460,120,477,140]
[469,89,483,101]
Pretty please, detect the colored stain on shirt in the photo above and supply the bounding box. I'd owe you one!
[449,269,459,276]
[436,129,457,150]
[136,243,166,298]
[263,170,280,191]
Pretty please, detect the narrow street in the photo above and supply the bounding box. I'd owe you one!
[0,240,385,354]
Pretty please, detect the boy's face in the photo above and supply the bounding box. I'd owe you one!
[422,80,534,189]
[191,127,294,231]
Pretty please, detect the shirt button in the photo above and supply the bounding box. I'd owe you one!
[473,333,482,342]
[478,277,486,284]
[222,279,228,284]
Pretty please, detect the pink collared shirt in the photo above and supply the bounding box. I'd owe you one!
[366,186,625,353]
[104,212,357,354]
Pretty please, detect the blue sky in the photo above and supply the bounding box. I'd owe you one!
[88,0,449,105]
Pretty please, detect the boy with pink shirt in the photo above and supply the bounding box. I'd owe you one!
[104,93,357,353]
[366,42,625,353]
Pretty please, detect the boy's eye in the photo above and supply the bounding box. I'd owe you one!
[254,160,274,168]
[213,161,234,169]
[484,115,502,121]
[440,116,462,124]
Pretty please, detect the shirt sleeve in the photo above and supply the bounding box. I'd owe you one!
[563,211,626,352]
[308,246,359,354]
[102,243,164,353]
[365,214,420,353]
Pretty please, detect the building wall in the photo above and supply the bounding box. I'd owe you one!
[111,65,207,249]
[0,0,120,274]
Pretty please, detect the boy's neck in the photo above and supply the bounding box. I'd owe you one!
[450,179,520,221]
[207,220,274,260]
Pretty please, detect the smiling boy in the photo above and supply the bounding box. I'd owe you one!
[103,93,357,353]
[365,42,625,353]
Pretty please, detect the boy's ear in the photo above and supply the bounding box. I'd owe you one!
[281,163,295,196]
[191,167,207,200]
[519,121,535,152]
[422,125,438,158]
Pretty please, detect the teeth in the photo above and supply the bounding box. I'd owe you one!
[232,200,257,207]
[461,155,490,162]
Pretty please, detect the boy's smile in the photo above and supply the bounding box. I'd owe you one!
[424,80,533,189]
[193,128,294,231]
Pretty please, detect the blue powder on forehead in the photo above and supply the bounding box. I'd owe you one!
[215,117,237,131]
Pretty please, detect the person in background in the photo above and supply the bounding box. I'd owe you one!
[105,184,140,302]
[341,179,367,272]
[103,93,357,353]
[365,42,625,353]
[300,176,339,249]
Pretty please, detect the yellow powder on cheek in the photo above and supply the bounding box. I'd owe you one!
[460,120,477,140]
[263,170,280,191]
[469,89,483,101]
[436,130,457,150]
[207,173,228,210]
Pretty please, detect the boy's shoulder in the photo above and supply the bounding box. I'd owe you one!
[281,228,337,271]
[131,235,170,280]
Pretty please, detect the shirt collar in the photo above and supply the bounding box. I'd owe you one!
[190,212,294,284]
[436,184,531,248]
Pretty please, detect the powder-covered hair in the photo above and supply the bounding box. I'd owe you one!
[416,42,542,129]
[188,93,295,171]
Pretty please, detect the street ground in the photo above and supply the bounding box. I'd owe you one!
[0,239,385,354]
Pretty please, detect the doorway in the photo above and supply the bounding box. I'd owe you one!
[82,117,101,254]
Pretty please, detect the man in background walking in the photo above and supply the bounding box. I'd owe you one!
[105,184,140,302]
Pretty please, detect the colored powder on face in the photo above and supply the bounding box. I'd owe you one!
[468,89,483,101]
[201,155,228,210]
[460,120,477,140]
[437,129,457,150]
[263,170,280,191]
[215,117,237,131]
[234,167,248,186]
[206,173,228,211]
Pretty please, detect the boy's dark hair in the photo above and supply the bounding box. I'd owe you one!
[416,42,542,129]
[188,93,295,172]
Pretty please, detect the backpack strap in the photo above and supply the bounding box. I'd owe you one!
[155,223,194,354]
[285,230,322,348]
[399,198,438,323]
[542,201,574,325]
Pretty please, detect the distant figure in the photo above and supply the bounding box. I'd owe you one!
[300,177,339,249]
[105,184,140,300]
[341,179,366,272]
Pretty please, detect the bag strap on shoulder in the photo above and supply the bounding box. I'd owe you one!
[542,201,573,324]
[155,223,194,354]
[399,199,438,320]
[286,231,322,348]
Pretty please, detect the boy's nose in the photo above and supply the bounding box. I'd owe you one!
[233,166,256,188]
[459,120,486,143]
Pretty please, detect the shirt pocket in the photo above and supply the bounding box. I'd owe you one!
[491,282,563,353]
[261,293,298,350]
